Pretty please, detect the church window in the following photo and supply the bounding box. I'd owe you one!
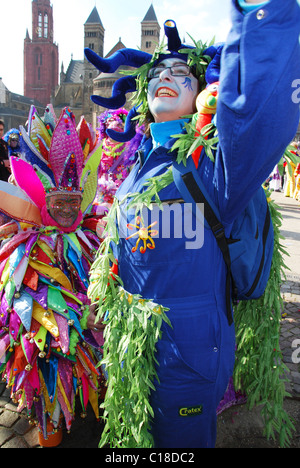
[44,13,48,38]
[38,13,42,37]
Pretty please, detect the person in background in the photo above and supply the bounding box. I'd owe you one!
[284,141,299,197]
[0,106,105,447]
[90,108,142,239]
[0,120,10,181]
[4,128,21,157]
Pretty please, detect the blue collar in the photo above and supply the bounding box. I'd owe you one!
[237,0,269,13]
[150,119,189,150]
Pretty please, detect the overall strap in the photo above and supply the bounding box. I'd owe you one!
[172,157,234,325]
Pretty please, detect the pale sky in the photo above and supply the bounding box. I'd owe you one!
[1,0,233,95]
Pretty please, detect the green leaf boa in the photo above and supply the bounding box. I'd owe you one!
[233,191,295,448]
[88,205,171,448]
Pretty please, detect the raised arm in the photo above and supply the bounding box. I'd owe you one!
[216,0,300,223]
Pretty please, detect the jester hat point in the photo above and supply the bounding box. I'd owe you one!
[85,19,223,142]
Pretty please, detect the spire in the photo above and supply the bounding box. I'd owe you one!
[142,4,158,23]
[85,6,104,28]
[25,28,31,42]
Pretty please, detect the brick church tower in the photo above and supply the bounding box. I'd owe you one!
[24,0,59,106]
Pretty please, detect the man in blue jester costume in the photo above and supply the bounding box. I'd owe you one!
[0,105,106,445]
[87,0,300,448]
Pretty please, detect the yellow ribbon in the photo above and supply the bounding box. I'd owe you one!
[32,302,59,338]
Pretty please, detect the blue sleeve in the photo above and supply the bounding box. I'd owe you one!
[215,0,300,225]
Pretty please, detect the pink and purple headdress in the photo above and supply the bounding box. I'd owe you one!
[10,105,101,220]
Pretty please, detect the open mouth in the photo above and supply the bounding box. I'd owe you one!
[57,213,75,220]
[156,87,178,98]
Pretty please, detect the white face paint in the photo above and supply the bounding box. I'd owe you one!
[147,58,199,123]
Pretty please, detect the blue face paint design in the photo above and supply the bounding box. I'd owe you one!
[182,77,193,91]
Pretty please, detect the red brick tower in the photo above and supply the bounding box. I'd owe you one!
[24,0,59,106]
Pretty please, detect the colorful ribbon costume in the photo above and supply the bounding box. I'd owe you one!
[0,105,105,440]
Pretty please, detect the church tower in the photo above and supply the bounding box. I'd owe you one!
[24,0,59,106]
[83,7,105,115]
[141,4,160,54]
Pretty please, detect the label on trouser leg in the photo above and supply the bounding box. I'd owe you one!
[150,306,235,449]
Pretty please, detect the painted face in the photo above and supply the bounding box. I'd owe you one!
[106,116,124,133]
[105,116,125,143]
[147,58,199,123]
[46,193,82,228]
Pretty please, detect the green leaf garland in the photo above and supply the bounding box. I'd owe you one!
[233,190,295,448]
[88,200,171,448]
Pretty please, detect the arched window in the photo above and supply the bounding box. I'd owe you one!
[44,13,48,38]
[38,13,42,37]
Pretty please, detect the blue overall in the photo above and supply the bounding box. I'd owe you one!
[115,0,300,448]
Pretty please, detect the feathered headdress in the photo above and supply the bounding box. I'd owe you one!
[11,105,101,219]
[85,19,223,142]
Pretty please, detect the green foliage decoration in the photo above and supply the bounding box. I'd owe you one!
[277,144,299,177]
[233,190,295,448]
[88,199,171,448]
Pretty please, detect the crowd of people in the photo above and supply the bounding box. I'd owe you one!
[267,140,300,202]
[284,141,300,202]
[0,0,300,450]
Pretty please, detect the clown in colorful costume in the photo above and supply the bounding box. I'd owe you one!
[86,0,300,448]
[92,108,142,239]
[0,105,105,443]
[94,108,142,207]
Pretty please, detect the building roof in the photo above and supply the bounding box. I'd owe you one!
[142,4,158,22]
[85,7,104,28]
[64,60,84,84]
[105,39,126,58]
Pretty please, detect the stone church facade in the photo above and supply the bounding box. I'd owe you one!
[1,3,161,130]
[53,4,161,126]
[24,0,59,107]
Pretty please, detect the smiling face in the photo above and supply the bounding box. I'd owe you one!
[147,58,199,123]
[46,193,82,228]
[106,116,125,135]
